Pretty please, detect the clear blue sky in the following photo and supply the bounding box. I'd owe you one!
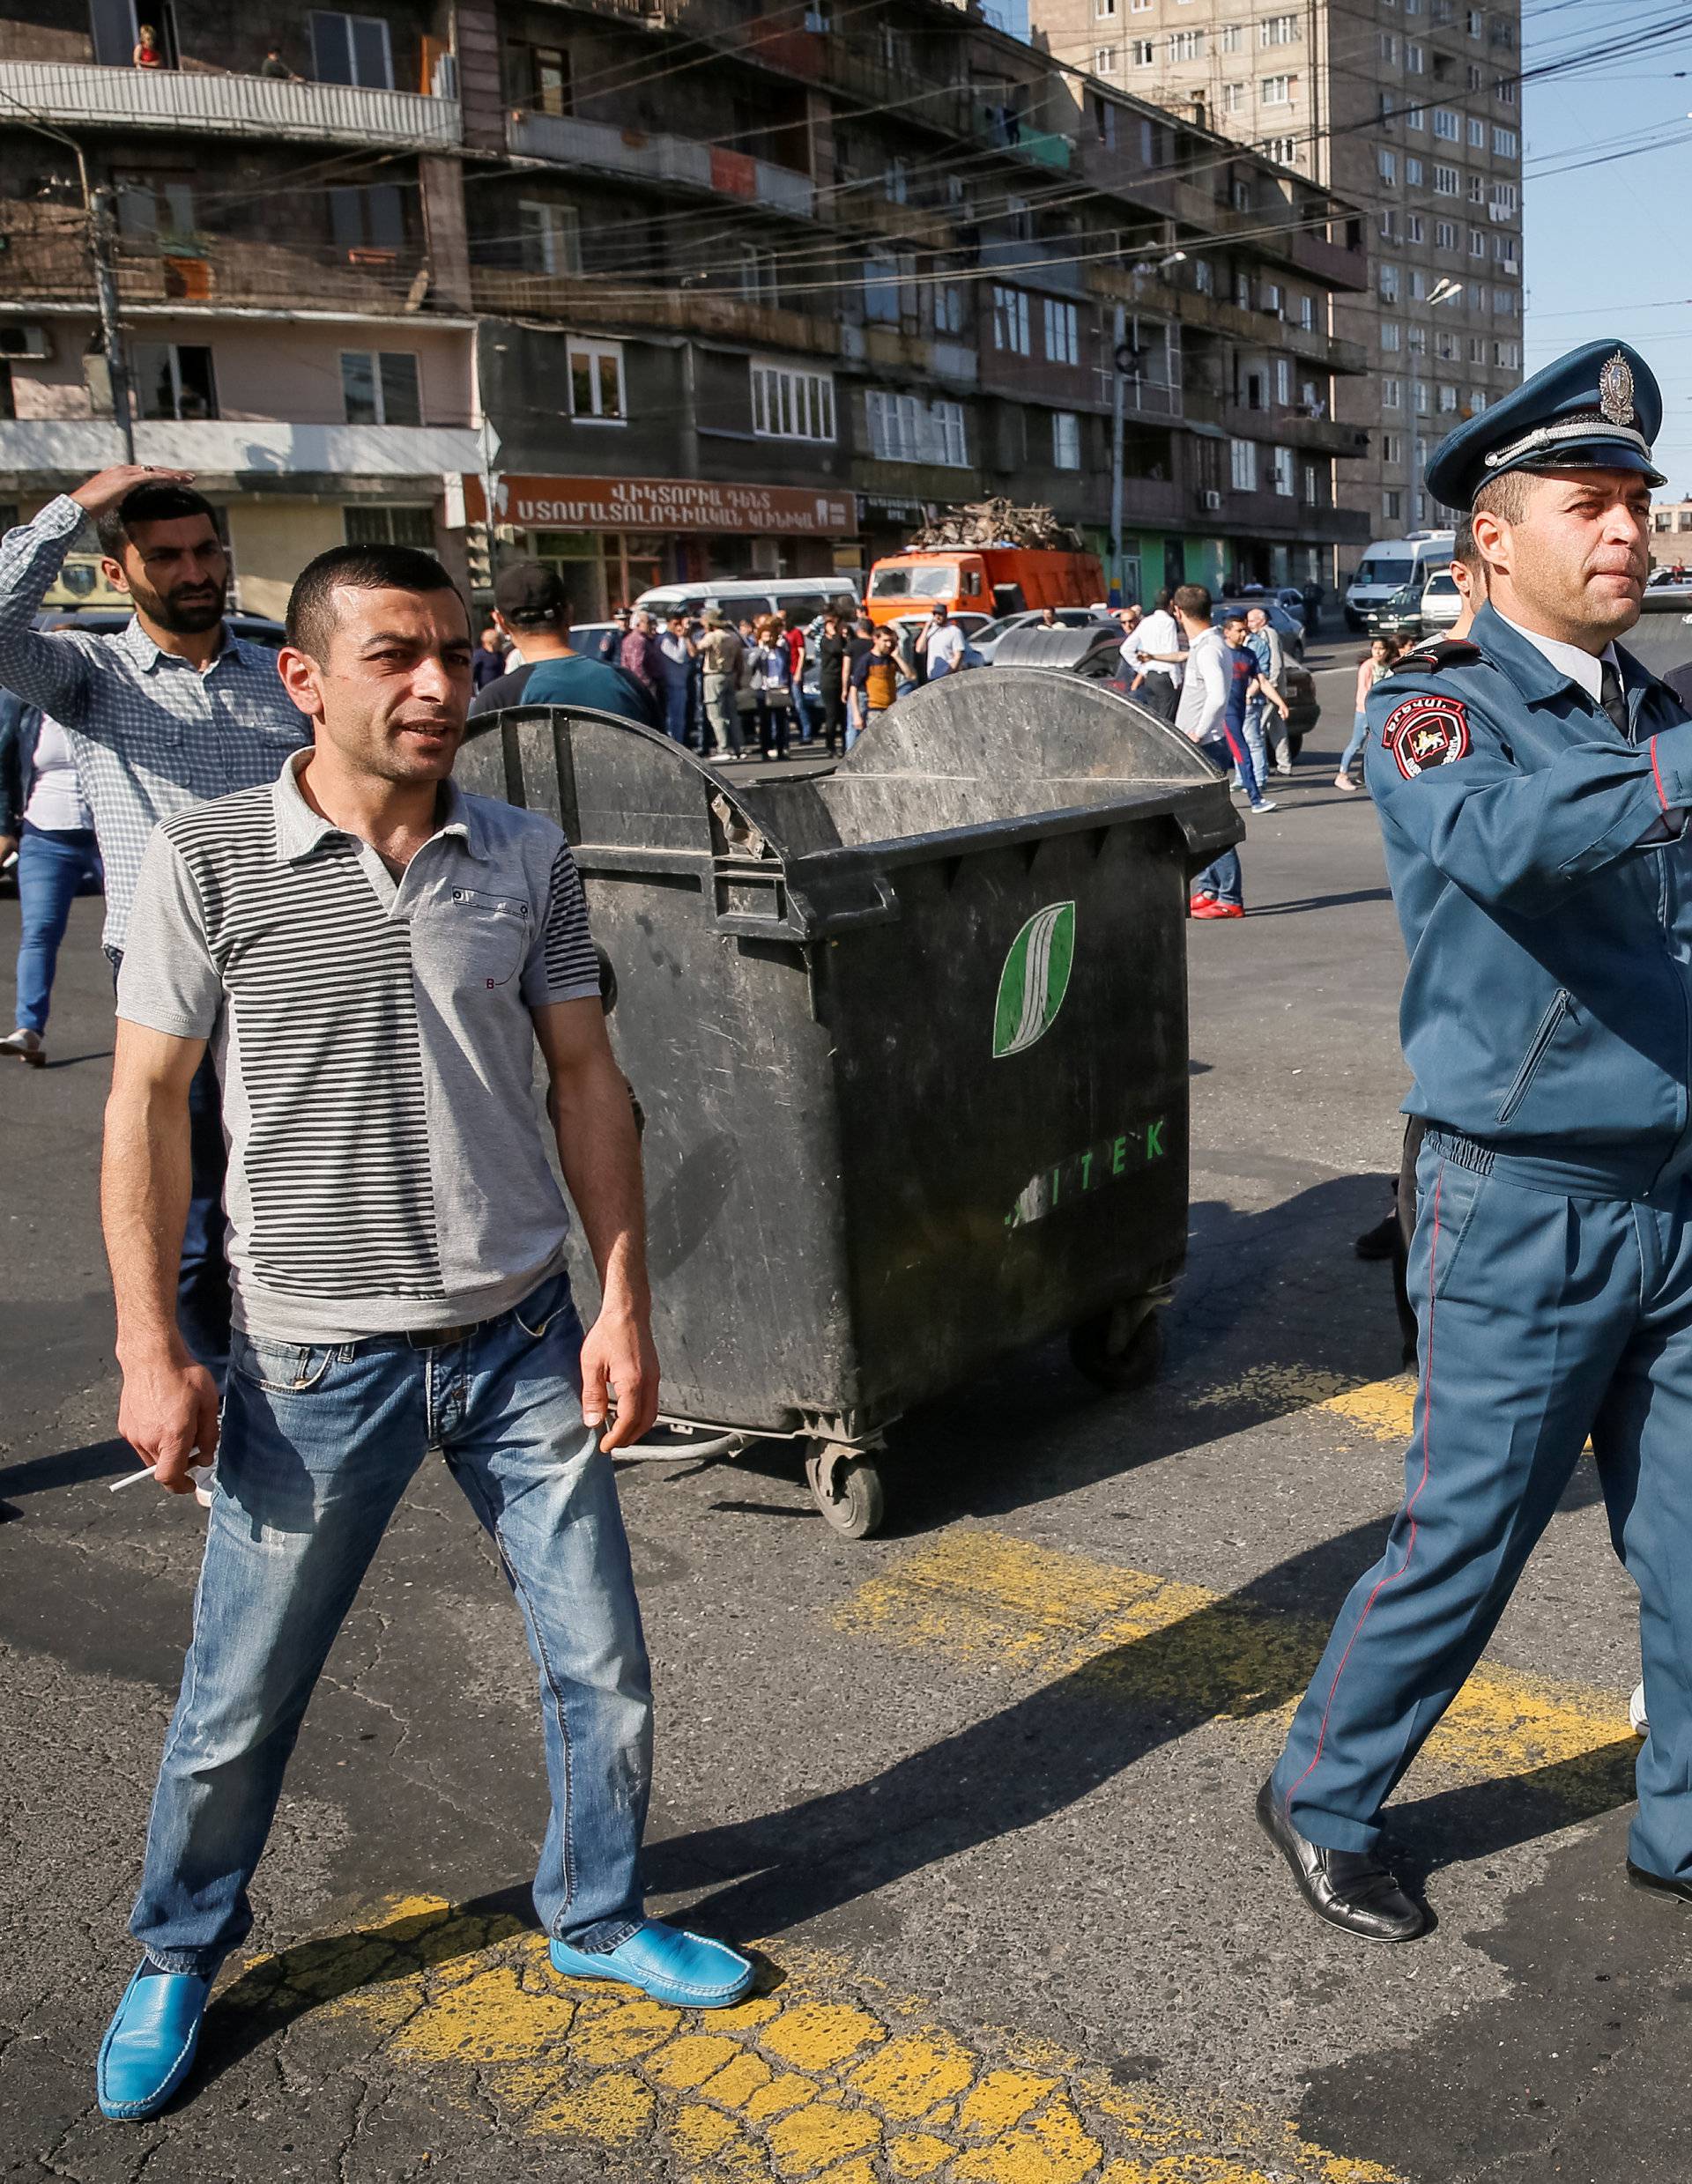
[1523,2,1692,498]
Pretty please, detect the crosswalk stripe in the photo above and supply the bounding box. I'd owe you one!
[1191,1368,1418,1446]
[833,1529,1634,1800]
[223,1895,1405,2184]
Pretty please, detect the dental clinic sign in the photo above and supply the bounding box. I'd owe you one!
[458,473,854,537]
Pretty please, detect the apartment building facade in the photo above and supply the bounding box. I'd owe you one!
[1030,0,1525,559]
[2,0,1377,616]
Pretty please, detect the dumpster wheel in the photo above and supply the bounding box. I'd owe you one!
[805,1441,887,1541]
[1070,1300,1164,1394]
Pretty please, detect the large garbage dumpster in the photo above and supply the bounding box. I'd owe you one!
[458,666,1241,1536]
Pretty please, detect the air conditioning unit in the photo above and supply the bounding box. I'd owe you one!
[1203,489,1223,511]
[0,322,50,359]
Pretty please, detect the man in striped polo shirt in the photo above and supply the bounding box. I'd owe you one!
[94,543,753,2123]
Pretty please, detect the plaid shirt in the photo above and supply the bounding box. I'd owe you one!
[0,496,306,951]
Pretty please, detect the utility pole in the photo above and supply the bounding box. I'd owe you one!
[1109,301,1125,610]
[85,173,134,463]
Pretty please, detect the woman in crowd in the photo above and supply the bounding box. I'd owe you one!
[1333,632,1401,792]
[751,613,792,761]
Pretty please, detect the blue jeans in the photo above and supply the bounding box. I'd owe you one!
[660,678,691,744]
[128,1271,653,1975]
[1339,711,1370,774]
[1223,716,1265,806]
[1194,737,1243,904]
[14,819,101,1033]
[790,682,816,743]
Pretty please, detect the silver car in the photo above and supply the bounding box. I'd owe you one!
[1417,568,1463,634]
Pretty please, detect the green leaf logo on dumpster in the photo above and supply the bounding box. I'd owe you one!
[993,901,1076,1059]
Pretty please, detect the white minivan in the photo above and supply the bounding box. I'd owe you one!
[634,576,859,626]
[1344,532,1456,632]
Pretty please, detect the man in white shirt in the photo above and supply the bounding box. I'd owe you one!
[1172,585,1244,919]
[916,603,966,680]
[1120,589,1184,721]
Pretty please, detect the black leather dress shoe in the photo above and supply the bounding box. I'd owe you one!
[1256,1780,1429,1942]
[1627,1859,1692,1905]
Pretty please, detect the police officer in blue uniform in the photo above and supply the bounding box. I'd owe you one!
[1258,339,1692,1941]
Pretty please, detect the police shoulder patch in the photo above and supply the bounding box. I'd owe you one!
[1380,692,1472,779]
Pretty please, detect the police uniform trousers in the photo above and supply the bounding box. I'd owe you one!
[1271,1131,1692,1882]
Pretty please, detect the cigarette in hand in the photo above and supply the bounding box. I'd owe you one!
[109,1458,212,1494]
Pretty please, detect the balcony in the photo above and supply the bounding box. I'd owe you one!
[0,61,460,150]
[0,224,456,320]
[0,418,483,485]
[469,270,839,358]
[1088,267,1369,377]
[508,113,813,218]
[1218,404,1373,459]
[835,190,955,248]
[1199,488,1372,544]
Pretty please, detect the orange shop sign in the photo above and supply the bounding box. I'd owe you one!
[461,473,856,537]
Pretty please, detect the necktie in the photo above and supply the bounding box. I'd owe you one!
[1599,659,1631,741]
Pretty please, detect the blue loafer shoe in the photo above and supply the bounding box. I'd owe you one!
[548,1921,754,2010]
[97,1966,211,2121]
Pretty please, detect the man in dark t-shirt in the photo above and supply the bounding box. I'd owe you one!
[470,564,658,730]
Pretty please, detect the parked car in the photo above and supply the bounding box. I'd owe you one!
[1212,596,1306,661]
[33,608,286,648]
[969,607,1120,664]
[1417,568,1464,634]
[1366,582,1428,641]
[565,620,622,660]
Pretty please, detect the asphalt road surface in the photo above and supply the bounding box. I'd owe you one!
[4,636,1688,2184]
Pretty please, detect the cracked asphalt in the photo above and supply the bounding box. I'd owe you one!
[4,642,1692,2182]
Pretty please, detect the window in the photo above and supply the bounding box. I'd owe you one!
[1470,389,1488,411]
[1382,432,1403,463]
[1262,280,1284,314]
[1433,107,1460,139]
[1379,262,1400,301]
[865,390,968,466]
[1405,41,1425,71]
[1466,115,1485,147]
[1379,209,1400,241]
[345,505,434,549]
[1407,323,1427,352]
[1468,174,1486,203]
[1094,47,1117,71]
[329,182,406,257]
[1169,29,1203,60]
[131,342,218,422]
[991,285,1031,354]
[1043,297,1080,366]
[1495,285,1518,315]
[1435,329,1458,360]
[1436,218,1457,248]
[1384,489,1404,523]
[1493,124,1518,156]
[1222,80,1246,113]
[1495,337,1520,367]
[1494,232,1518,267]
[1380,32,1399,61]
[1229,437,1256,491]
[1259,12,1298,43]
[1468,335,1484,361]
[738,244,780,303]
[513,42,570,116]
[1383,376,1402,409]
[1495,74,1516,104]
[1131,37,1154,63]
[935,281,967,337]
[1221,24,1243,52]
[518,201,581,276]
[1270,447,1294,496]
[1437,383,1458,413]
[565,338,625,423]
[115,176,197,241]
[339,350,420,426]
[1378,148,1398,182]
[1466,62,1483,89]
[1095,0,1116,14]
[1235,270,1251,308]
[1260,74,1293,104]
[864,255,909,325]
[1406,214,1424,243]
[1490,181,1518,215]
[1261,135,1297,163]
[1052,411,1081,469]
[1298,293,1314,329]
[1194,258,1213,294]
[0,371,11,424]
[1274,357,1292,403]
[1433,162,1458,193]
[310,11,393,88]
[1406,155,1423,184]
[1381,319,1403,351]
[1409,268,1428,300]
[1470,226,1487,256]
[1414,381,1430,412]
[884,156,910,204]
[1467,6,1484,32]
[750,360,835,442]
[1302,462,1317,502]
[1404,104,1425,130]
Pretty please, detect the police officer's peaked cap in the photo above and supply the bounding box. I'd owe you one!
[1425,338,1666,511]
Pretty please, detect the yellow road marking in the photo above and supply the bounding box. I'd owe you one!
[833,1529,1634,1799]
[222,1895,1402,2184]
[1192,1367,1418,1446]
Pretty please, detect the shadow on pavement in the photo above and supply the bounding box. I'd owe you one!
[0,1434,132,1500]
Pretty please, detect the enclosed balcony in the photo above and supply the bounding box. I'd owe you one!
[0,61,460,150]
[506,114,813,219]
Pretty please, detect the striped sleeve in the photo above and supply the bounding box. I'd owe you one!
[115,830,223,1040]
[522,843,601,1006]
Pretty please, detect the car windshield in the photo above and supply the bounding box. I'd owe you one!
[1356,557,1414,587]
[1423,573,1459,598]
[868,563,960,601]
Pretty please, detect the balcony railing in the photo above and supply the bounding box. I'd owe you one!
[0,225,449,317]
[468,268,839,356]
[0,61,460,149]
[0,418,483,481]
[1088,267,1369,377]
[508,113,813,218]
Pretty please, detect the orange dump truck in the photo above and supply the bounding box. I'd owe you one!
[865,544,1105,626]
